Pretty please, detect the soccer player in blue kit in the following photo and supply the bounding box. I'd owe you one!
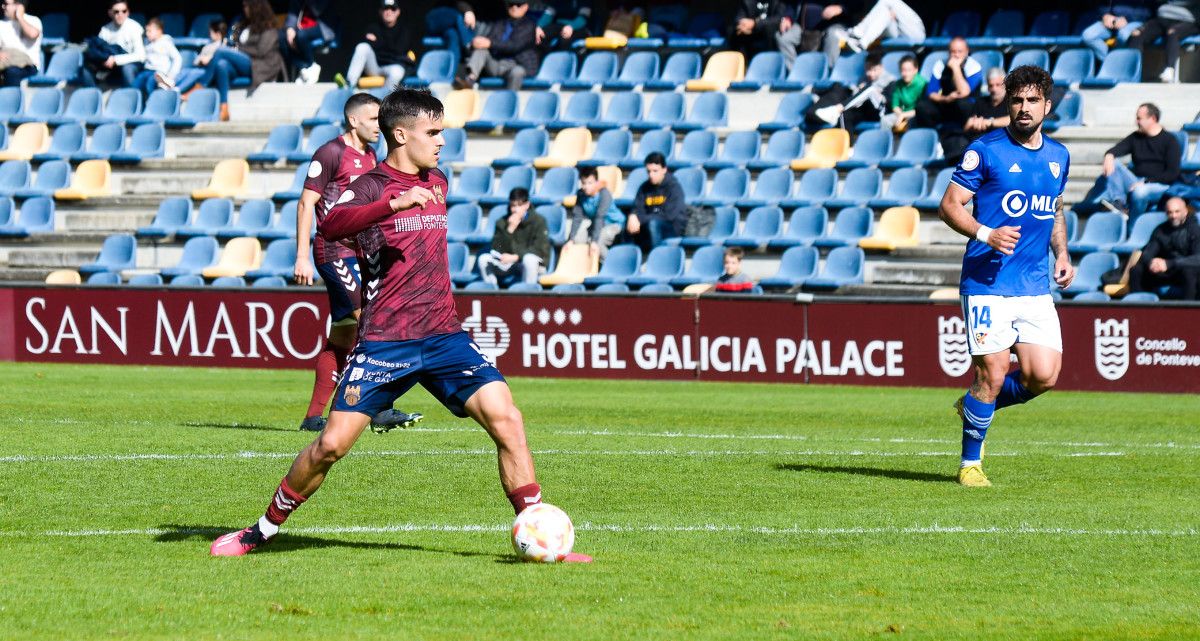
[938,65,1076,487]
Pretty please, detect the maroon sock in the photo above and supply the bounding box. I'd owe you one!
[305,341,339,418]
[506,482,542,515]
[264,477,307,526]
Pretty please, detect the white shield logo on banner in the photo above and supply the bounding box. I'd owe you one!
[1094,318,1130,381]
[938,316,971,377]
[462,300,511,363]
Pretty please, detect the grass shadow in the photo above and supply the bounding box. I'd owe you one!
[153,524,508,560]
[776,463,956,484]
[180,422,288,433]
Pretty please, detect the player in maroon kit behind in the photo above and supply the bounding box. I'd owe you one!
[212,88,591,562]
[292,92,422,433]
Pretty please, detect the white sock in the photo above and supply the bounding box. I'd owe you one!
[257,515,280,538]
[960,459,981,468]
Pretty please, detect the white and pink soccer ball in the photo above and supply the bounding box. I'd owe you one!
[511,503,575,563]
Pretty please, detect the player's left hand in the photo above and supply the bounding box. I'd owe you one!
[1053,254,1075,288]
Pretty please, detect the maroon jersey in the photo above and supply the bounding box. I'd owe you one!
[304,135,377,265]
[321,163,459,342]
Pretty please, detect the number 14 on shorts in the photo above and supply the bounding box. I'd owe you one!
[971,305,992,329]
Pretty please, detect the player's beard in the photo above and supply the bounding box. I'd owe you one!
[1010,111,1042,137]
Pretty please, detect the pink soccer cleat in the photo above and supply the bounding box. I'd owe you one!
[210,524,270,557]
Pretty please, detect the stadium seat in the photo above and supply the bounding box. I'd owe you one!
[644,52,702,91]
[619,128,675,170]
[191,159,249,200]
[252,275,289,288]
[110,123,166,164]
[771,52,828,91]
[0,159,30,196]
[758,93,815,132]
[53,159,111,200]
[869,167,928,208]
[244,238,297,278]
[668,130,718,170]
[550,282,585,292]
[1009,49,1050,72]
[402,49,456,87]
[88,88,143,127]
[583,243,641,287]
[672,206,738,248]
[45,269,82,285]
[1011,11,1071,48]
[638,283,675,294]
[534,128,592,169]
[126,273,164,286]
[521,51,577,90]
[86,271,122,286]
[1063,252,1119,296]
[536,204,569,245]
[272,165,308,202]
[589,92,642,131]
[969,51,1004,75]
[436,128,466,165]
[202,237,263,278]
[603,51,660,90]
[177,198,234,239]
[210,275,247,287]
[704,130,760,171]
[741,167,794,208]
[836,129,893,169]
[791,129,850,170]
[1080,48,1140,88]
[0,123,50,161]
[728,52,786,91]
[826,168,883,209]
[631,92,685,132]
[447,204,482,244]
[126,89,180,126]
[1113,212,1167,255]
[676,93,728,132]
[859,206,920,250]
[40,11,68,47]
[13,160,70,199]
[914,167,955,209]
[592,282,630,293]
[725,206,784,248]
[493,128,550,169]
[879,128,940,169]
[1070,212,1126,254]
[593,165,624,197]
[803,246,866,290]
[1185,111,1200,133]
[758,246,820,290]
[1121,292,1160,302]
[1051,48,1095,86]
[136,197,193,239]
[175,12,223,48]
[0,86,21,123]
[441,89,481,129]
[9,88,64,126]
[446,166,493,205]
[668,244,726,287]
[547,92,602,131]
[673,166,707,202]
[578,129,631,168]
[169,273,205,286]
[1071,291,1111,302]
[260,200,301,240]
[71,122,125,163]
[505,92,560,131]
[814,52,866,91]
[463,205,506,247]
[539,241,599,286]
[165,88,219,127]
[47,88,100,126]
[813,207,874,248]
[562,52,618,90]
[686,51,745,91]
[767,206,829,249]
[479,166,535,207]
[465,90,519,131]
[287,123,341,164]
[532,167,578,205]
[248,125,304,164]
[626,245,685,287]
[301,88,353,127]
[747,130,805,173]
[924,10,982,49]
[445,242,475,286]
[79,233,137,275]
[696,168,750,207]
[1065,209,1079,243]
[506,282,544,292]
[614,167,647,208]
[217,199,274,239]
[781,168,837,209]
[0,196,52,236]
[1043,91,1082,132]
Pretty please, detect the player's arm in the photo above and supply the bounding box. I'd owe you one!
[294,188,320,285]
[1050,197,1076,288]
[938,182,1020,255]
[321,186,436,241]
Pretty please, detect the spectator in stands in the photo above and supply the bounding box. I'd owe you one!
[203,0,286,121]
[962,68,1009,139]
[881,54,925,132]
[81,1,146,88]
[731,0,804,66]
[1126,0,1200,83]
[134,18,182,95]
[566,166,625,261]
[454,0,539,90]
[284,0,336,85]
[0,0,42,87]
[627,152,688,254]
[477,187,552,288]
[807,52,891,130]
[821,0,926,63]
[710,246,755,293]
[1128,196,1200,299]
[1078,102,1181,217]
[426,1,476,56]
[536,0,593,50]
[173,20,228,98]
[913,37,982,132]
[1081,3,1154,61]
[336,0,416,90]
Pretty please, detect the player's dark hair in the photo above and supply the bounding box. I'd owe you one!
[1139,102,1161,121]
[578,166,598,181]
[344,92,381,128]
[644,151,666,168]
[508,187,530,204]
[865,53,882,69]
[899,54,917,68]
[724,246,745,260]
[379,88,444,142]
[1004,65,1052,101]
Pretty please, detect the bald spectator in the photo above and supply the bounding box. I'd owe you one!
[913,37,982,132]
[1129,196,1200,299]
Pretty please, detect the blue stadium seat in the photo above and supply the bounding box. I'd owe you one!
[505,92,559,130]
[301,88,352,127]
[725,206,784,248]
[594,282,630,293]
[604,51,660,90]
[0,159,30,196]
[447,204,482,244]
[260,200,301,240]
[914,167,956,209]
[767,206,829,249]
[403,50,456,87]
[590,92,645,132]
[287,123,341,164]
[244,238,297,278]
[1070,212,1126,253]
[210,276,247,288]
[536,204,569,245]
[747,129,804,171]
[578,129,631,168]
[919,51,949,79]
[251,275,288,288]
[562,52,619,90]
[40,12,69,47]
[803,246,866,290]
[615,168,647,208]
[506,282,544,292]
[465,90,519,131]
[1063,251,1119,295]
[705,130,761,170]
[758,246,819,289]
[1071,291,1111,302]
[1080,49,1140,88]
[272,166,308,202]
[631,92,685,132]
[772,52,828,91]
[826,168,883,209]
[619,128,675,170]
[675,92,727,132]
[1184,111,1200,133]
[439,128,466,164]
[1065,209,1079,242]
[521,51,577,89]
[127,89,181,126]
[729,52,786,91]
[165,88,219,128]
[89,88,143,127]
[137,197,193,239]
[969,51,1004,76]
[479,166,535,207]
[1011,11,1072,48]
[176,198,233,238]
[157,12,186,38]
[879,128,940,169]
[169,274,205,287]
[583,243,641,287]
[1044,91,1082,131]
[110,123,166,164]
[758,93,815,132]
[814,52,865,91]
[1009,49,1050,72]
[674,206,738,248]
[673,166,707,201]
[248,124,304,164]
[781,168,837,208]
[31,122,84,163]
[127,273,164,286]
[551,282,586,292]
[644,52,702,91]
[447,166,494,205]
[668,244,726,287]
[548,91,602,130]
[218,199,274,239]
[1182,137,1200,172]
[532,167,578,205]
[493,128,550,168]
[880,51,912,77]
[79,233,137,275]
[836,129,893,169]
[71,123,125,162]
[968,10,1023,49]
[637,282,675,294]
[176,12,224,48]
[869,167,928,208]
[10,88,63,126]
[924,11,982,49]
[0,86,22,123]
[1121,292,1160,302]
[0,196,51,237]
[1052,48,1095,86]
[447,242,476,285]
[626,245,685,287]
[13,160,70,199]
[669,130,718,169]
[813,207,873,248]
[86,272,121,285]
[696,168,750,207]
[741,167,794,208]
[1113,212,1167,255]
[47,88,101,126]
[27,49,83,87]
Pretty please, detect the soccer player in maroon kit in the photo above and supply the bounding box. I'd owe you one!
[292,92,422,433]
[212,88,591,562]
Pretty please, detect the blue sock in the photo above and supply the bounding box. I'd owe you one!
[960,392,995,464]
[994,371,1034,411]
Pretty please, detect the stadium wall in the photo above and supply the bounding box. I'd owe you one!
[1,286,1197,393]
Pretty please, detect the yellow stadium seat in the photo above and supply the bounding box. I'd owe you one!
[928,287,959,300]
[201,237,263,278]
[790,129,851,170]
[53,159,112,200]
[686,51,745,91]
[533,127,592,169]
[859,206,921,250]
[357,76,386,89]
[441,89,481,129]
[539,241,599,286]
[584,30,629,49]
[0,122,50,161]
[44,269,81,285]
[596,165,623,197]
[1103,250,1140,297]
[191,159,250,200]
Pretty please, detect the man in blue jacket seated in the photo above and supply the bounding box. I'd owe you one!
[626,152,689,255]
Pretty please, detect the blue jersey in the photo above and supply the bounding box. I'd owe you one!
[951,128,1070,296]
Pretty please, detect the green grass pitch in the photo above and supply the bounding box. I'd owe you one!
[0,362,1197,640]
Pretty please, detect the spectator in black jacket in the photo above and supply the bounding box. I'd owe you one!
[731,0,804,66]
[1078,103,1181,217]
[1129,196,1200,299]
[477,187,551,287]
[1126,0,1200,83]
[626,152,689,254]
[338,0,416,89]
[454,0,538,90]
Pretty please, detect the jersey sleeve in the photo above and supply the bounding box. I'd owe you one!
[1058,149,1071,196]
[303,143,340,194]
[950,140,989,194]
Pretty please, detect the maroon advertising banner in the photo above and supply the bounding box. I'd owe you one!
[1,286,1197,393]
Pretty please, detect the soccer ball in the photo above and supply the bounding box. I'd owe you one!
[511,503,575,563]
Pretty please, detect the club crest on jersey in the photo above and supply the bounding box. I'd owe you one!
[344,385,362,406]
[1049,162,1061,178]
[432,184,445,204]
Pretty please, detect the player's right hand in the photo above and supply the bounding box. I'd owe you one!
[987,226,1021,255]
[390,186,435,212]
[294,257,314,285]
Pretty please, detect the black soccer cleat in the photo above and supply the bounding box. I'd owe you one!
[370,410,424,434]
[299,416,327,432]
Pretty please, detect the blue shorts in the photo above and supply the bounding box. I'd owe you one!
[316,257,361,323]
[332,331,507,418]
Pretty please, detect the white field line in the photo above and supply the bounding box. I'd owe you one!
[0,522,1194,539]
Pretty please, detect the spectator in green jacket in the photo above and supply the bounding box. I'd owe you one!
[477,187,551,288]
[882,54,926,132]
